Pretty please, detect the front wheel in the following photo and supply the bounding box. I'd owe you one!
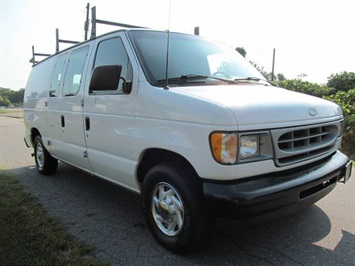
[142,162,215,253]
[34,136,58,175]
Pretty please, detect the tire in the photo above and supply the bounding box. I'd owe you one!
[142,161,215,253]
[34,135,58,175]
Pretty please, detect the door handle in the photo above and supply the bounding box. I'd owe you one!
[61,115,65,128]
[85,116,90,131]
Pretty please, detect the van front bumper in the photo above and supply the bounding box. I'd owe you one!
[203,151,352,225]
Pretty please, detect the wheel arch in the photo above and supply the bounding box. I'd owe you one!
[30,128,41,146]
[137,148,200,185]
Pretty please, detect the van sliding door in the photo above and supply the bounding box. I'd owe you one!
[53,45,93,171]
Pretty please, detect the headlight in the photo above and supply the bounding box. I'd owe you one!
[240,135,259,159]
[210,132,269,164]
[210,132,237,164]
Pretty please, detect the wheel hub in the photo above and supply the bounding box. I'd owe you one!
[151,182,185,236]
[158,199,171,219]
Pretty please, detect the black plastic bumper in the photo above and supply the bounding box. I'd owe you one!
[203,151,352,225]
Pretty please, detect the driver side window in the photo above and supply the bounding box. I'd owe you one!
[93,37,133,94]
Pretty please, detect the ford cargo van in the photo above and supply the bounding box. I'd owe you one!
[24,29,352,253]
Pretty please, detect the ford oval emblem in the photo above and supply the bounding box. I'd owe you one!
[308,108,318,116]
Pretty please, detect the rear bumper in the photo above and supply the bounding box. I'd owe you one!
[203,151,352,225]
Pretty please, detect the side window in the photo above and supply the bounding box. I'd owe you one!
[93,37,133,93]
[62,46,89,97]
[49,53,67,97]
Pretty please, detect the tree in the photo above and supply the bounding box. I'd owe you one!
[0,87,24,106]
[0,95,11,107]
[8,88,24,103]
[277,73,286,82]
[235,47,246,58]
[327,71,355,92]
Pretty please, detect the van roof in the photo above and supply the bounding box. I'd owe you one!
[29,5,200,66]
[30,28,128,67]
[30,28,193,67]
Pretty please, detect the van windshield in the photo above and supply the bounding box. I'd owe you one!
[128,30,264,87]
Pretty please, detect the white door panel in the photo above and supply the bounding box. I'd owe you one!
[49,45,92,171]
[84,33,139,188]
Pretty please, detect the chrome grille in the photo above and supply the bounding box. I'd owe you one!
[272,123,339,166]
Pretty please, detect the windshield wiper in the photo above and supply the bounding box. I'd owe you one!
[156,74,238,86]
[234,76,261,82]
[182,74,238,84]
[234,77,278,87]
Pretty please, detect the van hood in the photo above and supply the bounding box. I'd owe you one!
[171,85,343,130]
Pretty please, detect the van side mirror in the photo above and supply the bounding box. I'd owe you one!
[89,65,122,92]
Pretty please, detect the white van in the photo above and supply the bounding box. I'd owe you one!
[24,29,352,253]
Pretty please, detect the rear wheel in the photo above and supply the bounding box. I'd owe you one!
[34,135,58,175]
[142,162,215,253]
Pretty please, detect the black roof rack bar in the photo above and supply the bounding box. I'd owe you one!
[29,45,51,66]
[29,3,150,64]
[56,28,81,53]
[90,6,147,39]
[84,3,90,41]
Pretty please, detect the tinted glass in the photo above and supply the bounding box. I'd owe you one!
[49,53,67,97]
[62,46,89,96]
[129,31,264,86]
[94,37,133,93]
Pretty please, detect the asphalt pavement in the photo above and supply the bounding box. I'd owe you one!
[1,115,354,265]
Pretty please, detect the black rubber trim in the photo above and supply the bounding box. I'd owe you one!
[203,151,350,225]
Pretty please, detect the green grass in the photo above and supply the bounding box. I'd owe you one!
[0,109,21,114]
[0,170,108,266]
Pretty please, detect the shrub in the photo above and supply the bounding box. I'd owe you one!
[324,89,355,159]
[278,79,334,98]
[327,71,355,92]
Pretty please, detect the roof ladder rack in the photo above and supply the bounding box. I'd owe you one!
[55,28,81,53]
[29,46,51,66]
[90,6,146,39]
[29,3,152,65]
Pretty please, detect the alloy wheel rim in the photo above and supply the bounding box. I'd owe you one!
[36,142,44,169]
[151,182,185,236]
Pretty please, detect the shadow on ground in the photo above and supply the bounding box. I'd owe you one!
[7,163,355,265]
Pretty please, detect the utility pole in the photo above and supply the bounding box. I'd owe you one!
[271,48,276,81]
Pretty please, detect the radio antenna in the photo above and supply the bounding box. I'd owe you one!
[164,1,172,90]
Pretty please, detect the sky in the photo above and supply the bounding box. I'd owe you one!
[1,0,354,90]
